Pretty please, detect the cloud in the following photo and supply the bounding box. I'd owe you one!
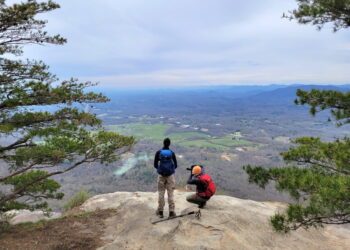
[15,0,350,86]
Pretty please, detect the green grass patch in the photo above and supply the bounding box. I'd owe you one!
[209,136,253,147]
[166,132,209,142]
[178,140,230,150]
[63,190,89,211]
[107,123,258,151]
[107,123,170,141]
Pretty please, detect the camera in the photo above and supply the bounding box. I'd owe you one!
[187,165,202,171]
[186,165,196,171]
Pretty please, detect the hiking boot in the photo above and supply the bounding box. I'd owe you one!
[198,202,206,209]
[156,210,164,218]
[169,211,176,218]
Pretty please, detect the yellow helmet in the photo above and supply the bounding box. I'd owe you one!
[192,165,202,175]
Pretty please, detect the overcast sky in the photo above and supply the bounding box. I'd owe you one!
[17,0,350,87]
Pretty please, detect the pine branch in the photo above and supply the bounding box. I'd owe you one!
[0,162,37,182]
[291,213,350,230]
[0,143,132,204]
[0,136,32,153]
[0,157,90,204]
[295,158,350,175]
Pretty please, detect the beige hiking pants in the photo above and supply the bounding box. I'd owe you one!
[157,174,175,212]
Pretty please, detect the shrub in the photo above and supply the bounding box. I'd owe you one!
[63,190,89,211]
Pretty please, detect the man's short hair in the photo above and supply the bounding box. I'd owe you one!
[163,138,171,147]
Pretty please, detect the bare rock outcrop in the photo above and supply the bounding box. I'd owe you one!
[81,191,350,250]
[4,209,61,225]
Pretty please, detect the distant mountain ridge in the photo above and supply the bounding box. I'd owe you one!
[94,84,350,116]
[246,84,350,105]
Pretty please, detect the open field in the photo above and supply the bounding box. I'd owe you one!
[209,136,254,147]
[179,140,230,150]
[107,123,170,142]
[107,123,257,150]
[166,132,209,141]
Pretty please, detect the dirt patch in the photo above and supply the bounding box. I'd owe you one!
[0,209,117,250]
[220,153,238,162]
[220,154,231,162]
[61,206,84,217]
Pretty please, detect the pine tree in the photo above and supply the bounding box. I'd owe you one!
[284,0,350,31]
[0,1,135,213]
[244,134,350,232]
[244,0,350,233]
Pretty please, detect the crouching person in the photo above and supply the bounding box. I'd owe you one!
[186,165,216,208]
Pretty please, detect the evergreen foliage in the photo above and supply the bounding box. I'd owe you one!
[243,86,350,232]
[244,0,350,232]
[285,0,350,31]
[243,83,350,232]
[296,89,350,126]
[244,136,350,232]
[0,0,135,214]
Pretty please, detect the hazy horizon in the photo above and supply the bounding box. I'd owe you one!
[88,83,350,91]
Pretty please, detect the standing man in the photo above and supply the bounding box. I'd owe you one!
[154,138,177,218]
[186,165,216,208]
